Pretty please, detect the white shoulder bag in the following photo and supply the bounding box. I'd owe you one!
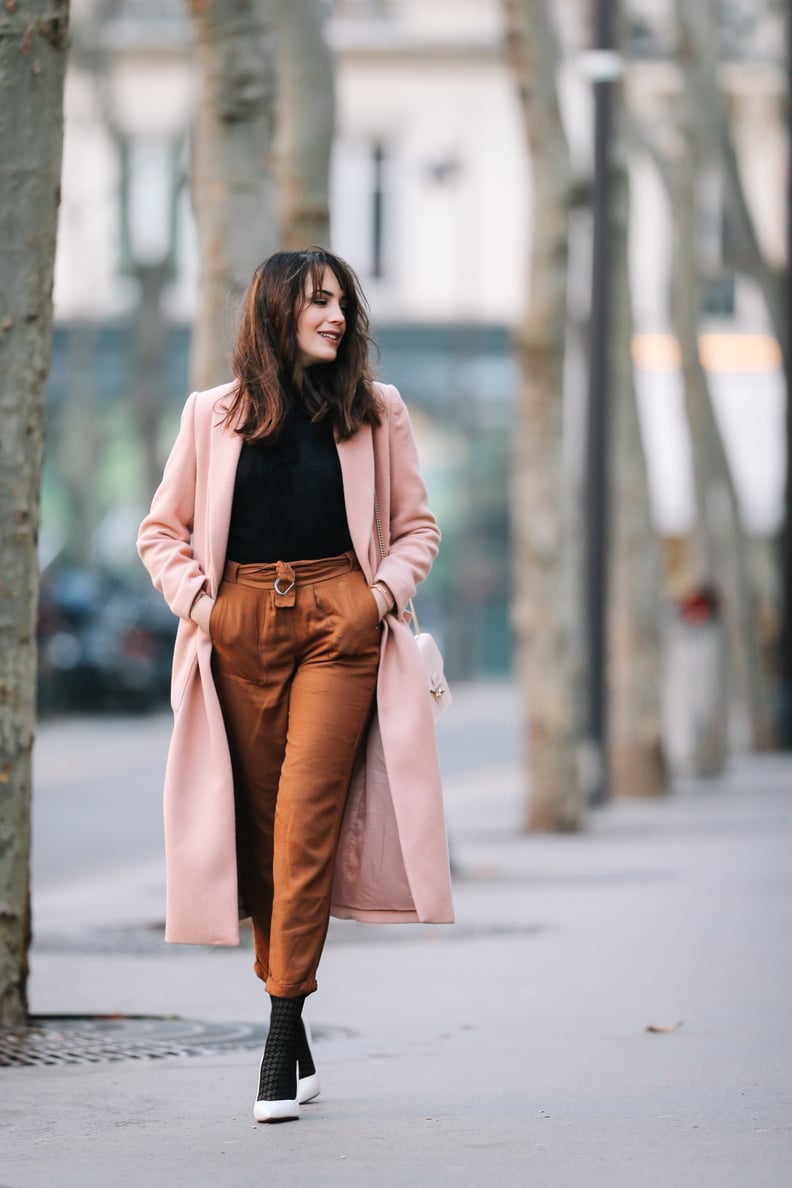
[374,496,452,721]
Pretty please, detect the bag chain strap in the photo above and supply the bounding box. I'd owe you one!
[373,494,421,635]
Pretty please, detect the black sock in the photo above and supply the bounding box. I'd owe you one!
[296,1018,316,1079]
[257,994,304,1102]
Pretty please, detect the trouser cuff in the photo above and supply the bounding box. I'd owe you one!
[265,975,318,998]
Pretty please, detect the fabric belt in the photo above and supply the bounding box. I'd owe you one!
[222,552,361,608]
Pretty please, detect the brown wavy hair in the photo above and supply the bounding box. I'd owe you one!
[224,249,382,442]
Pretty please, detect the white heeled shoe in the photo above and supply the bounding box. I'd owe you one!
[298,1072,320,1105]
[253,1052,300,1123]
[297,1018,321,1104]
[253,1094,300,1123]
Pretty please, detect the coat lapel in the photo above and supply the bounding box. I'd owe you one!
[337,423,375,581]
[206,396,243,594]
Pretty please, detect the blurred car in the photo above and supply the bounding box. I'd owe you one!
[37,568,177,714]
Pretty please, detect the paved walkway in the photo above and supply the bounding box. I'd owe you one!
[2,693,791,1187]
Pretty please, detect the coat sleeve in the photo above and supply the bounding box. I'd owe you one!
[374,385,441,614]
[137,392,207,621]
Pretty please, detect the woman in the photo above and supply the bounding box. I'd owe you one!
[138,248,453,1123]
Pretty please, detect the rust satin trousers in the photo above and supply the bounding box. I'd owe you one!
[210,552,381,998]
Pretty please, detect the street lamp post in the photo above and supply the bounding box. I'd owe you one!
[582,0,620,805]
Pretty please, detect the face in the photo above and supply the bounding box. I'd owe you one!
[295,266,347,367]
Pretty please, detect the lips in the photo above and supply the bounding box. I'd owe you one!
[318,331,341,344]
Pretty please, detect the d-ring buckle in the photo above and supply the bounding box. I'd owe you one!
[274,578,295,596]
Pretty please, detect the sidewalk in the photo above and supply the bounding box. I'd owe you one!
[2,698,791,1187]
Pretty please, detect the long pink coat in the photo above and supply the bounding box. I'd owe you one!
[138,380,454,945]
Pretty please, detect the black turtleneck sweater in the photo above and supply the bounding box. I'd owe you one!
[225,401,353,564]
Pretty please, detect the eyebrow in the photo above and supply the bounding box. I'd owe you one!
[313,288,347,301]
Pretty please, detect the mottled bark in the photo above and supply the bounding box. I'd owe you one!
[503,0,583,831]
[276,0,334,249]
[0,0,69,1026]
[189,0,279,390]
[608,27,668,799]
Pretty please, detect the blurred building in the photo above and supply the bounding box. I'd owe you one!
[47,0,788,677]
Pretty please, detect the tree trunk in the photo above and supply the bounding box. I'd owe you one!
[503,0,583,832]
[608,21,668,799]
[133,262,173,501]
[56,322,102,567]
[189,0,279,391]
[0,0,69,1027]
[781,0,792,746]
[276,0,335,250]
[672,0,777,751]
[677,1,784,354]
[668,118,729,774]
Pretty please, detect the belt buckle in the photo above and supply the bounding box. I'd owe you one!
[273,562,296,607]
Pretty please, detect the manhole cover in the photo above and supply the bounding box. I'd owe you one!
[31,925,236,956]
[0,1016,347,1069]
